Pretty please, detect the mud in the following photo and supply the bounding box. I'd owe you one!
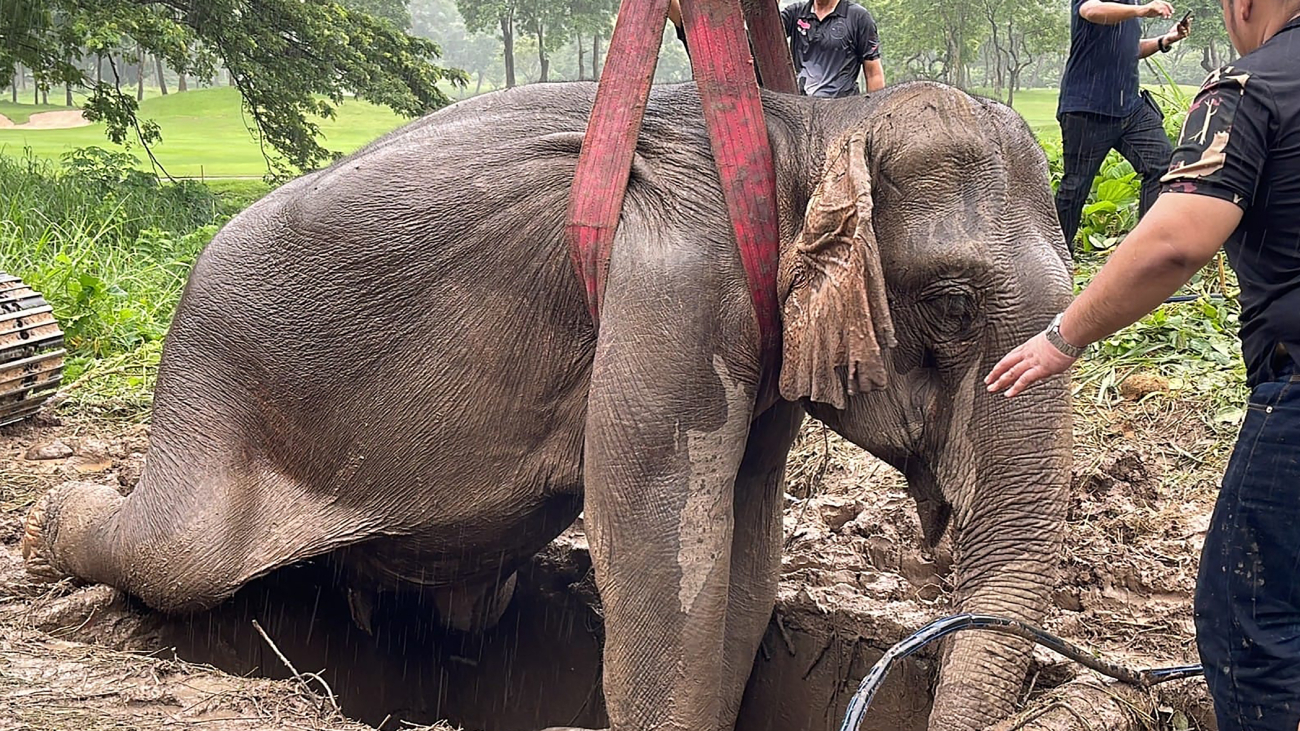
[0,387,1227,731]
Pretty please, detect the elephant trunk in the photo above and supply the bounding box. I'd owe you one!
[927,379,1071,731]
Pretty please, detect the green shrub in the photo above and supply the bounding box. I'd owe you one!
[0,148,232,411]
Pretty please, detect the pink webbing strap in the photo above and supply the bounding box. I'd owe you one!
[680,0,784,406]
[566,0,785,408]
[565,0,671,324]
[743,0,798,94]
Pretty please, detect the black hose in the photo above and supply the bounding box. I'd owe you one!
[838,613,1204,731]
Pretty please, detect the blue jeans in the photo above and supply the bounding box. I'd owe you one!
[1196,368,1300,731]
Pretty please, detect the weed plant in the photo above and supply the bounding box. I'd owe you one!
[0,148,268,415]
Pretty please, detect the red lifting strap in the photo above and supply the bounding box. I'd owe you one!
[566,0,788,409]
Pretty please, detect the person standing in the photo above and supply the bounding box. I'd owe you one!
[987,1,1300,729]
[1055,0,1191,253]
[666,0,885,96]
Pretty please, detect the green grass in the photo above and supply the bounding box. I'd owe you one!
[0,87,409,177]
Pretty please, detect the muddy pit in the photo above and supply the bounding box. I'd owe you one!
[3,520,938,731]
[0,389,1227,730]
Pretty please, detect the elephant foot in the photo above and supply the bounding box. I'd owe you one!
[347,587,377,636]
[433,572,518,634]
[21,481,121,584]
[21,486,68,582]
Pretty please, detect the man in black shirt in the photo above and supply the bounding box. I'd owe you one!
[667,0,884,96]
[988,1,1300,728]
[1055,0,1191,253]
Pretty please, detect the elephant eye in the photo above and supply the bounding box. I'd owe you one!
[920,282,983,343]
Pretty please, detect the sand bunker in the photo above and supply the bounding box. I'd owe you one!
[0,111,92,130]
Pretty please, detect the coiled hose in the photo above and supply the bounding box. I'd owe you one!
[839,613,1204,731]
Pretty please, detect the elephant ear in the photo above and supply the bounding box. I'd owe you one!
[779,129,896,410]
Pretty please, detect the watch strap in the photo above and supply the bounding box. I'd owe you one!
[1045,314,1086,358]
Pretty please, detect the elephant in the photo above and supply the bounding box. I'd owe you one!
[21,80,1073,731]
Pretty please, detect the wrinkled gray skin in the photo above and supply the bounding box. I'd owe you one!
[23,81,1072,731]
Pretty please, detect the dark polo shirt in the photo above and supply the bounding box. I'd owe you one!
[1058,0,1142,117]
[780,0,880,98]
[1161,17,1300,385]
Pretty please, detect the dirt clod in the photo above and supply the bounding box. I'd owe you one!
[24,440,73,461]
[1120,373,1172,401]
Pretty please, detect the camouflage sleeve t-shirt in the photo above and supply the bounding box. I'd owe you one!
[1160,17,1300,386]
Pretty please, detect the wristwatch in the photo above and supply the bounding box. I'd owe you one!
[1158,37,1171,53]
[1045,313,1087,358]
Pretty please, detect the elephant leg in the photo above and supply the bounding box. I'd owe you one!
[580,216,759,731]
[433,572,518,634]
[717,403,804,727]
[23,448,384,614]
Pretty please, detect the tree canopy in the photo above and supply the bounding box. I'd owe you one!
[1,0,467,175]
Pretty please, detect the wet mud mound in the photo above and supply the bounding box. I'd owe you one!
[0,391,1228,730]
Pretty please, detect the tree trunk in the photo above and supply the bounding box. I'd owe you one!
[537,22,549,83]
[155,57,168,95]
[137,51,145,101]
[17,65,25,90]
[96,54,103,84]
[65,82,73,106]
[1200,44,1217,73]
[501,14,517,88]
[577,34,586,81]
[10,74,16,104]
[178,72,187,92]
[592,33,602,79]
[475,70,484,94]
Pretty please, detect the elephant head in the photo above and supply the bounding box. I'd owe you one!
[773,82,1073,730]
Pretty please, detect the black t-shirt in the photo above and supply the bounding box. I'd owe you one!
[1161,17,1300,386]
[1058,0,1142,117]
[780,0,880,98]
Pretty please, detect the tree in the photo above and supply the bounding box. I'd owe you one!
[981,0,1066,105]
[517,0,574,82]
[411,0,504,94]
[154,54,167,94]
[457,0,520,87]
[873,0,986,87]
[1,0,467,175]
[339,0,411,29]
[566,0,615,81]
[1178,0,1234,74]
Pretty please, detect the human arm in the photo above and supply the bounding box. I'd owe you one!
[1139,12,1192,58]
[984,195,1241,397]
[1078,0,1172,24]
[668,0,683,28]
[863,59,884,92]
[986,73,1275,397]
[856,9,883,92]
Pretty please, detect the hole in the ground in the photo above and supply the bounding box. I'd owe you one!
[138,538,936,731]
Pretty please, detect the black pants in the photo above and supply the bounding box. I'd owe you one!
[1196,358,1300,731]
[1054,96,1172,252]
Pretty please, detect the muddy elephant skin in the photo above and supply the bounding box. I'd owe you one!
[22,80,1073,731]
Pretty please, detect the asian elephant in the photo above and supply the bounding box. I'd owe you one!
[22,80,1073,731]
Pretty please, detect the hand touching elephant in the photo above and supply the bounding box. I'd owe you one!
[23,80,1072,731]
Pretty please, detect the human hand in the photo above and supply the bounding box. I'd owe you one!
[1166,14,1192,43]
[1140,1,1174,19]
[984,333,1079,398]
